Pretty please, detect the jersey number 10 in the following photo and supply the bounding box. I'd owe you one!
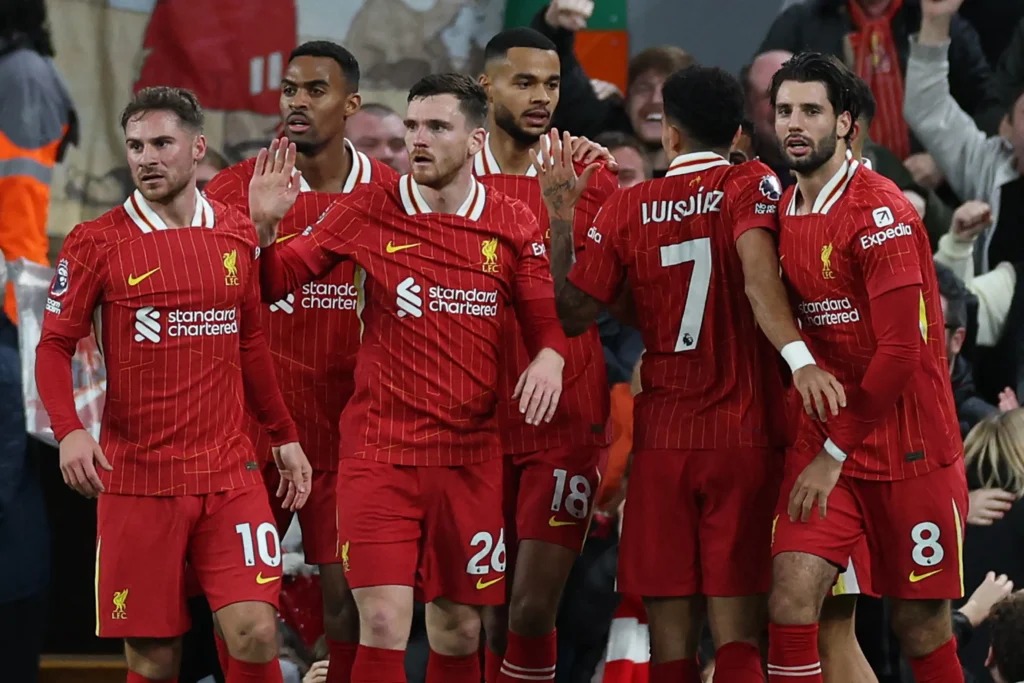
[660,237,712,352]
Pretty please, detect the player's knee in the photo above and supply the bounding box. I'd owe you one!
[482,606,508,653]
[768,582,819,625]
[321,585,359,640]
[124,637,180,679]
[218,604,280,662]
[890,599,952,657]
[359,597,412,649]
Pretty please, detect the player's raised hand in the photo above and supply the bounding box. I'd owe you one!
[514,347,565,426]
[531,129,600,218]
[249,138,302,247]
[793,365,847,421]
[59,428,112,498]
[788,449,843,523]
[273,441,312,511]
[569,135,619,172]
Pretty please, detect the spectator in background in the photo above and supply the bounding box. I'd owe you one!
[759,0,995,191]
[196,147,229,191]
[0,1,77,680]
[987,593,1024,683]
[905,0,1024,278]
[741,49,793,180]
[979,17,1024,134]
[527,0,693,174]
[594,131,650,189]
[346,103,409,173]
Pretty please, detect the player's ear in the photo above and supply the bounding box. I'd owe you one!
[837,110,853,141]
[344,92,362,118]
[478,73,493,100]
[467,126,487,157]
[194,134,207,164]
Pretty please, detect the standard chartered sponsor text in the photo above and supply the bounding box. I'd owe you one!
[429,285,498,316]
[167,308,238,337]
[798,297,861,326]
[302,282,357,311]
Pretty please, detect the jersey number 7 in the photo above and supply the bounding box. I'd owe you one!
[659,237,712,352]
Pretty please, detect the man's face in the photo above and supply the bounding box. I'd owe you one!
[774,80,849,174]
[1007,92,1024,171]
[940,294,966,373]
[348,109,409,173]
[611,145,648,188]
[627,69,667,145]
[280,56,358,155]
[484,47,560,145]
[405,94,484,188]
[124,110,205,203]
[748,52,791,156]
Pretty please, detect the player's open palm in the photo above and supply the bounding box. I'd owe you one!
[273,441,312,511]
[531,129,600,218]
[793,365,846,421]
[789,450,843,523]
[59,428,112,498]
[514,348,565,426]
[249,137,302,246]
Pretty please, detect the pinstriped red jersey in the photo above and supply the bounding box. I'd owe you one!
[204,143,397,470]
[473,136,616,453]
[265,175,562,466]
[568,153,789,451]
[41,191,270,495]
[779,158,960,480]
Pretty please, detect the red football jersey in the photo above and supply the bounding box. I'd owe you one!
[568,152,788,451]
[778,158,960,481]
[41,191,270,495]
[473,135,616,453]
[264,175,560,467]
[204,144,396,470]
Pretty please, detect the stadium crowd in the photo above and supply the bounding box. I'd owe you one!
[7,0,1024,682]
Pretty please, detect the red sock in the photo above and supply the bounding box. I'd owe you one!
[485,647,503,683]
[496,630,556,682]
[225,658,283,683]
[768,623,822,683]
[327,639,359,683]
[716,641,766,682]
[126,673,178,683]
[908,637,963,683]
[214,632,230,677]
[426,649,480,683]
[351,645,406,683]
[649,659,701,683]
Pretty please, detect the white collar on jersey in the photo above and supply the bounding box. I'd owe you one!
[295,138,373,193]
[472,131,552,177]
[398,173,487,220]
[785,150,861,216]
[123,188,215,232]
[664,151,731,177]
[859,156,873,171]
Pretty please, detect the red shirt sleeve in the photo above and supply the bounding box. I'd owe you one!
[239,251,299,446]
[511,210,568,358]
[202,165,247,206]
[572,164,618,249]
[566,189,628,305]
[725,162,782,241]
[35,329,82,441]
[853,202,924,298]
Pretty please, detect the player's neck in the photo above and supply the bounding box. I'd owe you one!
[669,144,730,161]
[487,125,536,175]
[147,183,198,228]
[794,149,848,214]
[417,166,476,214]
[296,136,353,192]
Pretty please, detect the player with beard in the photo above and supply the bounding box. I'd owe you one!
[204,41,396,683]
[766,52,966,683]
[471,27,619,683]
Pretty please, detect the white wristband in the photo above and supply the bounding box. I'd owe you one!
[823,438,848,463]
[781,341,816,373]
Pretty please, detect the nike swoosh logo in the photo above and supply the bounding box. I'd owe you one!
[127,267,160,286]
[475,576,504,590]
[908,569,943,583]
[255,572,281,585]
[275,233,298,244]
[386,241,420,254]
[548,516,577,528]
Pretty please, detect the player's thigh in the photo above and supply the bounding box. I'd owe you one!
[420,458,505,607]
[698,446,782,597]
[261,462,295,535]
[297,469,341,566]
[618,449,699,597]
[189,485,283,613]
[96,494,201,638]
[512,446,601,553]
[337,458,421,590]
[860,463,968,600]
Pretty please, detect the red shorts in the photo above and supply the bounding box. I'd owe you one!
[264,465,339,566]
[618,447,783,597]
[336,458,505,606]
[772,460,967,599]
[503,446,603,557]
[830,538,877,598]
[95,486,282,638]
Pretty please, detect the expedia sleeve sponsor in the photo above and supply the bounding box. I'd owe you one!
[797,297,862,326]
[860,223,913,250]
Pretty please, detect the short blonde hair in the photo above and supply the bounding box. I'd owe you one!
[964,408,1024,496]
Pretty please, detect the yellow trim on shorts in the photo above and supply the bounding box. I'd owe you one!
[94,537,101,636]
[953,498,965,598]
